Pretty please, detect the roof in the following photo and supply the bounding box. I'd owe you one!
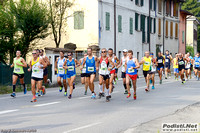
[180,10,193,15]
[44,47,75,52]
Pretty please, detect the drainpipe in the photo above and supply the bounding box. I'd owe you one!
[162,0,165,53]
[114,0,117,54]
[149,0,151,52]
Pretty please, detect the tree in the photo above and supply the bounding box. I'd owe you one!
[182,0,200,52]
[49,0,73,48]
[186,45,194,57]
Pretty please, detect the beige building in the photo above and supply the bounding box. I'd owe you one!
[186,16,200,54]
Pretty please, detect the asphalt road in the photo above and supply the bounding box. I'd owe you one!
[0,75,200,133]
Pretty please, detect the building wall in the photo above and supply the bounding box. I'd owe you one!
[179,13,186,54]
[186,20,194,47]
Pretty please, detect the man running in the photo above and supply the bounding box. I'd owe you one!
[108,48,120,94]
[39,49,50,85]
[117,49,128,94]
[185,54,191,81]
[125,50,140,99]
[172,54,179,80]
[164,50,172,79]
[114,53,119,84]
[98,48,114,102]
[10,50,27,97]
[55,51,68,96]
[139,51,152,92]
[79,52,88,95]
[28,50,47,102]
[63,52,79,99]
[193,52,200,80]
[188,52,193,79]
[156,52,164,84]
[149,53,156,89]
[82,48,99,99]
[177,53,186,84]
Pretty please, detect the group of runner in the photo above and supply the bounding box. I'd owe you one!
[10,48,200,102]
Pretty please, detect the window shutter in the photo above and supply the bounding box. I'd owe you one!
[141,0,144,6]
[74,11,84,30]
[135,13,138,30]
[166,20,168,37]
[118,15,122,32]
[135,0,138,5]
[154,18,156,33]
[154,0,156,11]
[170,22,173,37]
[106,12,110,30]
[150,0,153,10]
[130,18,133,34]
[158,19,161,36]
[182,31,184,43]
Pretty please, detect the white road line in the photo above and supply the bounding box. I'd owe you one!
[0,109,19,115]
[63,122,102,133]
[34,101,61,107]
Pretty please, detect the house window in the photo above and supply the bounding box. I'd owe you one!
[141,15,146,43]
[106,12,110,31]
[158,0,162,14]
[154,18,156,33]
[166,0,171,16]
[194,29,197,41]
[150,0,153,10]
[175,23,178,39]
[135,13,139,31]
[165,20,168,37]
[118,15,122,32]
[170,22,173,38]
[74,11,84,30]
[158,19,161,36]
[135,0,143,6]
[173,0,179,17]
[182,31,185,43]
[130,17,133,35]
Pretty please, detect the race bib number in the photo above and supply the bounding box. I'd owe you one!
[195,62,200,65]
[15,68,20,72]
[88,67,94,72]
[128,68,135,73]
[58,68,64,74]
[165,59,169,63]
[158,59,162,63]
[68,66,74,71]
[179,61,184,65]
[145,62,149,65]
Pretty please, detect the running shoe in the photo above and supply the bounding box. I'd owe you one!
[64,92,67,96]
[145,88,149,92]
[133,93,136,100]
[116,77,118,80]
[114,81,117,85]
[165,77,167,79]
[36,92,39,97]
[73,83,75,89]
[102,92,105,97]
[98,93,102,99]
[31,96,37,102]
[24,88,27,94]
[198,77,200,81]
[59,86,63,92]
[127,93,131,98]
[68,94,72,99]
[47,79,52,85]
[84,91,87,95]
[108,95,111,98]
[160,80,162,84]
[124,90,128,94]
[11,92,16,97]
[150,80,152,84]
[106,96,110,102]
[42,86,46,95]
[152,86,155,90]
[40,90,43,96]
[91,93,96,99]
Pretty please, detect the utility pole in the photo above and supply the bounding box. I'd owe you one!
[149,0,151,52]
[114,0,116,54]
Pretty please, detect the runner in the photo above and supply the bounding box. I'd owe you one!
[125,50,140,99]
[98,48,115,102]
[177,53,186,84]
[108,48,120,95]
[28,50,47,102]
[193,52,200,80]
[82,48,99,99]
[55,51,68,96]
[10,50,27,97]
[156,52,164,84]
[185,54,191,81]
[172,54,179,80]
[79,52,88,95]
[187,52,193,79]
[63,52,79,99]
[164,50,172,79]
[149,53,156,89]
[139,51,152,92]
[116,49,128,94]
[114,53,119,84]
[39,49,50,85]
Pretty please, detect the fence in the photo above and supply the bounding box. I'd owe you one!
[0,63,52,86]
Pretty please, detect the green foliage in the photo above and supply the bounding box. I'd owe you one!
[0,0,50,63]
[186,45,194,57]
[182,0,200,52]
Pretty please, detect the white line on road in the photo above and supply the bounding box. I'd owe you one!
[34,101,61,107]
[0,109,19,115]
[63,122,102,133]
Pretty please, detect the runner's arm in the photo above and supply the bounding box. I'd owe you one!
[75,59,80,68]
[139,58,145,65]
[115,56,120,66]
[95,56,99,71]
[124,60,127,71]
[82,57,86,67]
[18,58,27,67]
[108,58,115,71]
[39,59,47,69]
[10,58,15,68]
[134,58,140,69]
[117,59,122,68]
[45,56,50,66]
[55,58,58,71]
[63,60,68,69]
[28,60,32,71]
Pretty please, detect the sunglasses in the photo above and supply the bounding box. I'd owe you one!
[32,53,36,54]
[68,54,72,56]
[101,51,106,53]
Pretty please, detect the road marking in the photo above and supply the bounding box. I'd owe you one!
[0,109,19,115]
[63,122,102,133]
[34,101,61,107]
